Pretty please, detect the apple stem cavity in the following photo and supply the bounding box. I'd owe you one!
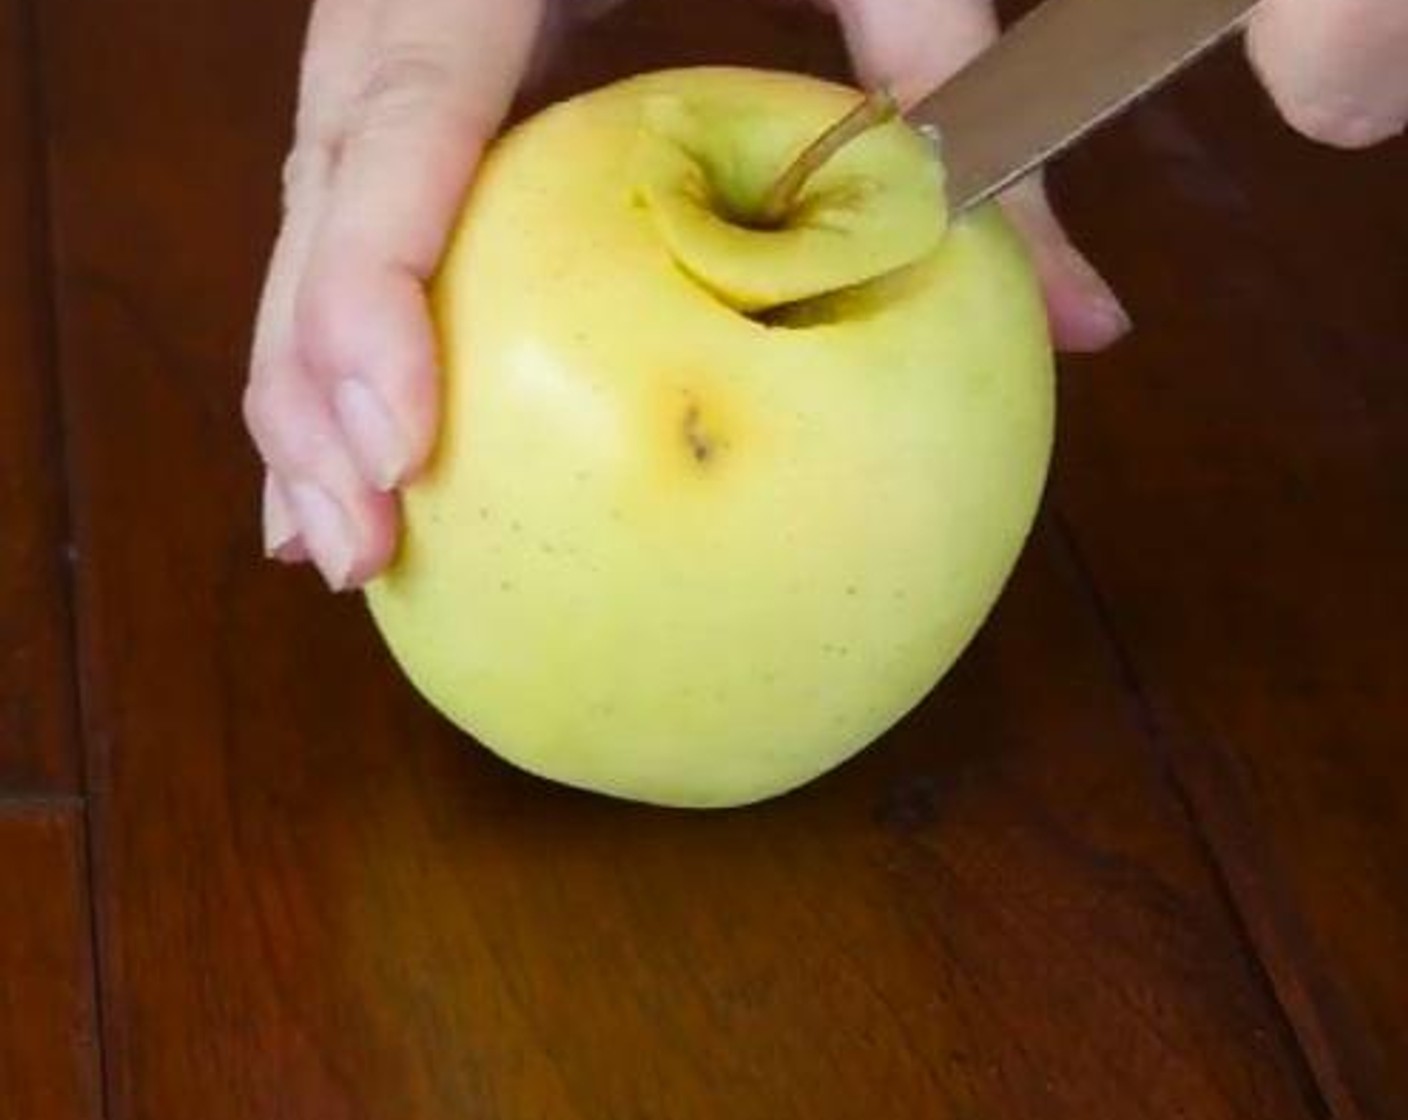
[753,87,900,230]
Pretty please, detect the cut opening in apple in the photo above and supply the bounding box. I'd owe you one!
[631,89,950,329]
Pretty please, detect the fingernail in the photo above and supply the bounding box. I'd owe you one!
[262,475,300,558]
[287,481,355,591]
[333,378,409,492]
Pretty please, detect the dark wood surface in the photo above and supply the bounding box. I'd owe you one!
[2,6,98,1113]
[0,0,77,793]
[1,0,1403,1117]
[1050,49,1408,1119]
[0,806,101,1119]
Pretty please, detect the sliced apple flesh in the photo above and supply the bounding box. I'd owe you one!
[633,88,947,314]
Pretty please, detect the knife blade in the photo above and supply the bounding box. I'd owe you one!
[907,0,1262,213]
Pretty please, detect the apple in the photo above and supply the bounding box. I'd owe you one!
[365,67,1054,808]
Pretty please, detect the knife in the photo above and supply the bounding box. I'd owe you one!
[907,0,1262,213]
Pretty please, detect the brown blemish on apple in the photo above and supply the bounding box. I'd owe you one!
[644,381,747,487]
[678,391,733,470]
[682,400,714,464]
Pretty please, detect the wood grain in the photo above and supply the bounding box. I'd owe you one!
[1047,45,1408,1120]
[37,0,1332,1117]
[0,805,103,1119]
[0,0,78,793]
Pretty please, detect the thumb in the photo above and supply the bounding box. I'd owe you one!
[245,0,547,589]
[830,0,1130,352]
[1246,0,1408,148]
[830,0,995,103]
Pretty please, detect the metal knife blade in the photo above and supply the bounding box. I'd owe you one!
[908,0,1261,213]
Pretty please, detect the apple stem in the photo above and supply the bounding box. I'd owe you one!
[753,88,900,230]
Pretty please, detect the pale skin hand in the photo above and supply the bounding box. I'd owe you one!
[244,0,1408,591]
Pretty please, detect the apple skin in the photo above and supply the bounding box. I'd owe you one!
[365,67,1054,808]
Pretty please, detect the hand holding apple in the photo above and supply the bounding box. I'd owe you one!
[243,0,1133,592]
[243,0,1405,592]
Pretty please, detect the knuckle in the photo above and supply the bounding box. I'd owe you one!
[241,373,280,449]
[349,46,458,137]
[280,143,332,214]
[242,366,313,473]
[290,267,344,376]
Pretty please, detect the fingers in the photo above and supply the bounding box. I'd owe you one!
[1247,0,1408,148]
[300,0,546,488]
[312,0,546,275]
[1001,176,1130,353]
[829,0,995,104]
[830,0,1129,352]
[248,92,393,586]
[262,474,308,564]
[245,0,547,589]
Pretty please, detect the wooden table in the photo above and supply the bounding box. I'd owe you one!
[2,1,1404,1117]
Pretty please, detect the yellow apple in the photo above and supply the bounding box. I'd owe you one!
[365,67,1054,808]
